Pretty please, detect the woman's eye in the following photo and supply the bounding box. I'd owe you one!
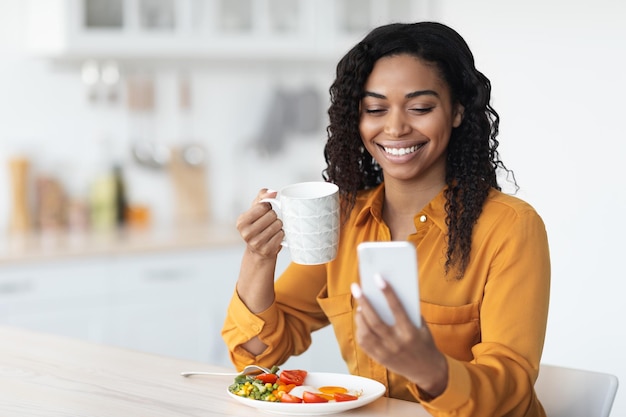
[364,108,386,114]
[410,107,434,114]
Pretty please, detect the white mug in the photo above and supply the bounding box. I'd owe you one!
[262,182,340,265]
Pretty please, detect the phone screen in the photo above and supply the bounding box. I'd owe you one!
[357,241,421,327]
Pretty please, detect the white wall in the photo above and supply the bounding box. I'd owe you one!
[1,0,626,414]
[438,1,626,414]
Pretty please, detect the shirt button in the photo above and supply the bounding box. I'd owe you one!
[419,215,427,223]
[251,324,261,332]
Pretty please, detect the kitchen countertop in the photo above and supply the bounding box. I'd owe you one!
[0,325,429,416]
[0,222,242,265]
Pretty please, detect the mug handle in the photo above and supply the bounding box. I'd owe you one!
[259,197,288,247]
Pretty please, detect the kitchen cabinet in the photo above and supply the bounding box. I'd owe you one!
[0,247,242,365]
[109,247,244,365]
[0,258,113,341]
[0,244,346,371]
[27,0,434,62]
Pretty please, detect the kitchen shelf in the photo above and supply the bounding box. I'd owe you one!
[0,222,241,265]
[26,0,434,63]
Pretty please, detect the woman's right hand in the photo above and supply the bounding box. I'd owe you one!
[236,188,284,260]
[235,188,283,321]
[235,189,284,354]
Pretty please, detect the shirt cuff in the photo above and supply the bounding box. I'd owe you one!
[408,356,471,412]
[227,290,280,341]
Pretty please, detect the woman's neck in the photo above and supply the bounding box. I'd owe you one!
[382,179,445,240]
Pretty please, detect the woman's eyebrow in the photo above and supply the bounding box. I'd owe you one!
[363,90,440,99]
[406,90,439,98]
[363,91,386,99]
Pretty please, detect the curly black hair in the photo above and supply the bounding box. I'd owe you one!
[322,22,516,279]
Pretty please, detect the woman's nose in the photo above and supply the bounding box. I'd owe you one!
[383,110,411,137]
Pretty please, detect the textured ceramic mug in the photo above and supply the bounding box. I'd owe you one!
[262,182,340,265]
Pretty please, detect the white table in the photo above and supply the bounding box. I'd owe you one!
[0,325,429,416]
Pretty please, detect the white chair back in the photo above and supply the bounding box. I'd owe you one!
[535,364,619,417]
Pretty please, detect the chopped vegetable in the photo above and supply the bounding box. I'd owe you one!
[303,391,329,403]
[279,392,303,403]
[279,369,307,386]
[333,392,359,402]
[255,373,278,384]
[228,367,282,402]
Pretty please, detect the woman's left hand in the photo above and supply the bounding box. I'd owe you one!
[351,277,448,398]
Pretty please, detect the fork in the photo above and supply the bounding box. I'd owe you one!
[181,364,271,377]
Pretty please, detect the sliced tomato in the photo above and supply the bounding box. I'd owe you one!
[255,373,278,384]
[333,392,359,402]
[279,369,307,386]
[302,391,329,403]
[316,393,335,401]
[279,393,303,403]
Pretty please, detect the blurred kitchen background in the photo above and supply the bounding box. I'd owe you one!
[1,0,626,414]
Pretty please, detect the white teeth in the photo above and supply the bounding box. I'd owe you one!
[383,145,419,156]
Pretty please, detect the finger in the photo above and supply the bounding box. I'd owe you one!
[244,212,283,247]
[249,219,283,248]
[237,203,283,247]
[351,285,398,361]
[252,188,278,205]
[236,202,272,234]
[350,286,378,348]
[350,283,391,336]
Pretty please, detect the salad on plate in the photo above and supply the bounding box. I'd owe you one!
[228,366,361,404]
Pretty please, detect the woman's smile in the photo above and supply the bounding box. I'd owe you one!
[379,142,426,158]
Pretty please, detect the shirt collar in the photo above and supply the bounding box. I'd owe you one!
[355,184,386,226]
[354,183,448,232]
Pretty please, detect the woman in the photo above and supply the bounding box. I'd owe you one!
[222,22,550,417]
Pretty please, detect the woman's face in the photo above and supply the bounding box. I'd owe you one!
[359,54,463,187]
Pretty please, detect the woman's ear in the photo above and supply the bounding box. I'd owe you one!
[453,104,464,128]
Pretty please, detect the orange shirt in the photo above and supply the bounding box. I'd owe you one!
[222,184,550,417]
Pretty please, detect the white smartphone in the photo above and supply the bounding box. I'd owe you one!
[357,241,421,328]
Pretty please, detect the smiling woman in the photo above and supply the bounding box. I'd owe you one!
[222,21,550,417]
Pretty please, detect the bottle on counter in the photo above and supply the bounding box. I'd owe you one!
[89,170,116,231]
[35,175,67,232]
[89,163,128,231]
[113,164,128,227]
[8,156,32,235]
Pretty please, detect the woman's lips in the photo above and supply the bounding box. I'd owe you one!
[380,143,425,156]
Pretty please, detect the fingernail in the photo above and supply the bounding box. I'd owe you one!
[374,273,387,289]
[266,188,277,194]
[351,282,362,299]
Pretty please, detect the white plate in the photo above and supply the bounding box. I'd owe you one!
[227,372,386,415]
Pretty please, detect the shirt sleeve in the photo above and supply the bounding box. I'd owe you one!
[221,262,330,369]
[416,206,551,417]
